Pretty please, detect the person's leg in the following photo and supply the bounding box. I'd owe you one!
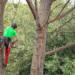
[4,43,10,66]
[5,48,8,66]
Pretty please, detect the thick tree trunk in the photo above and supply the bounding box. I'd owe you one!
[30,0,52,75]
[0,0,7,75]
[30,23,47,75]
[27,0,75,75]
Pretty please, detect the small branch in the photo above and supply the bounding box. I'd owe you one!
[26,0,36,20]
[49,17,73,36]
[46,42,75,56]
[35,0,41,29]
[48,6,75,23]
[51,0,70,21]
[47,17,73,41]
[56,6,75,20]
[58,0,70,16]
[51,3,63,13]
[52,0,70,20]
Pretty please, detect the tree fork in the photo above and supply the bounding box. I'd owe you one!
[30,0,52,75]
[29,0,75,75]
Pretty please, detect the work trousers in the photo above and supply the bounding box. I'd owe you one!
[2,37,11,65]
[5,44,10,65]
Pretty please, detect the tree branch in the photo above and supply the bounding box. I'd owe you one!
[48,6,75,23]
[35,0,37,15]
[47,17,73,41]
[47,17,73,38]
[49,0,70,23]
[26,0,36,20]
[51,3,63,14]
[46,42,75,56]
[3,0,8,5]
[57,0,70,16]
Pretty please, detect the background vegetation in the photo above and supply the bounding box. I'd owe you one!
[4,1,75,75]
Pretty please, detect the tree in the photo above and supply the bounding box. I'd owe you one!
[0,0,7,75]
[26,0,75,75]
[4,3,35,75]
[0,0,75,75]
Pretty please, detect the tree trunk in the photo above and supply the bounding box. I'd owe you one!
[30,0,52,75]
[0,0,7,75]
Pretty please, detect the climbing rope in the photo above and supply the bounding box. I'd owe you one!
[40,24,44,61]
[32,24,44,75]
[32,44,37,75]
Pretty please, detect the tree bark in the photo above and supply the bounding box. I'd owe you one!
[26,0,36,20]
[30,0,53,75]
[0,0,7,75]
[29,0,75,75]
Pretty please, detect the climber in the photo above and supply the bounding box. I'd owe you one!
[2,23,18,67]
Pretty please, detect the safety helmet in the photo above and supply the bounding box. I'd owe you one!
[11,23,17,29]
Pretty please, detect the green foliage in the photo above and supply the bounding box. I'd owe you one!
[3,1,75,75]
[4,2,35,75]
[45,1,75,75]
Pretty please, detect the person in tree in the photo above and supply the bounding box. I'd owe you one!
[2,23,18,67]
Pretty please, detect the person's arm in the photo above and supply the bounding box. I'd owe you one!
[12,36,18,44]
[14,36,18,43]
[13,31,18,43]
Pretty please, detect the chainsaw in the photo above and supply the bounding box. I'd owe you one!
[11,42,17,48]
